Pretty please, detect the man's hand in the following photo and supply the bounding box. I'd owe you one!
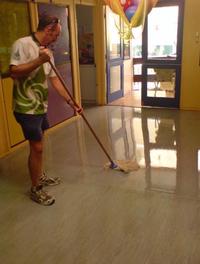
[67,99,83,114]
[39,47,51,63]
[75,105,83,114]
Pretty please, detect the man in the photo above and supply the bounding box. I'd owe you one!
[10,14,82,206]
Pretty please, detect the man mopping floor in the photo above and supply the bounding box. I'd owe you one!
[9,14,82,206]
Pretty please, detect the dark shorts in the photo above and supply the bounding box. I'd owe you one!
[14,112,49,141]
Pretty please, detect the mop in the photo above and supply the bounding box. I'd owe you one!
[49,61,139,173]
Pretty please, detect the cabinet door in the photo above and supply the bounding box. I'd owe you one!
[2,78,24,146]
[0,78,9,155]
[0,1,30,146]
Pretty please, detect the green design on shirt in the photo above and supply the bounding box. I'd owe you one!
[13,66,48,114]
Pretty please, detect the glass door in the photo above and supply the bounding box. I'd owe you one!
[105,6,124,103]
[142,0,184,108]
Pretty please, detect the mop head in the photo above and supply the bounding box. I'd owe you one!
[104,160,140,173]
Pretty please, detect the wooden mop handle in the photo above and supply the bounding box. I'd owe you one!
[48,60,115,165]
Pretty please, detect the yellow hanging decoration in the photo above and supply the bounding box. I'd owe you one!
[104,0,158,39]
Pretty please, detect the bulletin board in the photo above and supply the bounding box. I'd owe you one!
[0,1,30,77]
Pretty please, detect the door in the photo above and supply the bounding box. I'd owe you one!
[105,6,124,103]
[142,0,184,108]
[38,4,75,127]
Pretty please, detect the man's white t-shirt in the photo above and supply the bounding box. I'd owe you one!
[10,35,56,114]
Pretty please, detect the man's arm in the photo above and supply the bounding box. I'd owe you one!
[10,48,51,79]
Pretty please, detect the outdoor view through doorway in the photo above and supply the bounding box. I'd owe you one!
[133,5,179,100]
[109,2,182,108]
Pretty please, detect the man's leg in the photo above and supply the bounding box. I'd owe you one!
[28,138,55,206]
[14,112,55,205]
[29,137,55,206]
[28,138,44,187]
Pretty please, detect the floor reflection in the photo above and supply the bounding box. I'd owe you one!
[106,106,200,198]
[2,106,200,201]
[141,108,177,194]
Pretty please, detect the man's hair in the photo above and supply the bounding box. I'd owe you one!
[37,14,60,31]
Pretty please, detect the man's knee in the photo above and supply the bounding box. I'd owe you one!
[29,140,43,154]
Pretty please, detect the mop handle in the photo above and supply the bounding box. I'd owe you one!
[49,61,115,165]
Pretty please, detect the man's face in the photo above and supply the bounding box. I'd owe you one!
[44,23,61,46]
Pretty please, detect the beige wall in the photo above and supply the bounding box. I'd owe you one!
[180,0,200,110]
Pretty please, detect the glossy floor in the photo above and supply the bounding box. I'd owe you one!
[109,90,141,107]
[1,106,200,264]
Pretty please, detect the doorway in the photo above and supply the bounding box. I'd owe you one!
[142,0,184,108]
[111,0,184,109]
[76,5,96,107]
